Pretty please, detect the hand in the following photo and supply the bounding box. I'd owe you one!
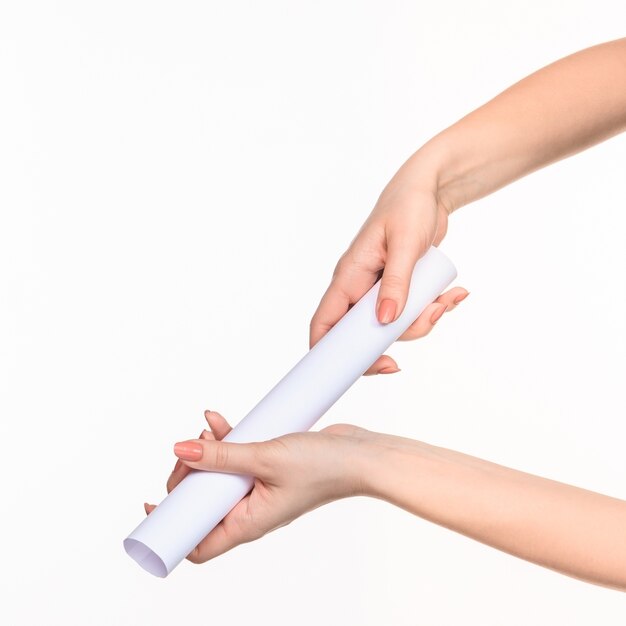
[144,411,374,564]
[309,167,467,375]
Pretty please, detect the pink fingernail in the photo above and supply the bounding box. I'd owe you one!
[453,291,470,305]
[174,441,203,461]
[378,299,397,324]
[379,366,401,374]
[430,304,447,325]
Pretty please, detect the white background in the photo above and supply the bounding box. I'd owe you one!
[1,1,625,624]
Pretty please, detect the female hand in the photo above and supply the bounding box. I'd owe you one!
[145,410,626,589]
[309,166,467,375]
[311,37,626,377]
[144,411,375,564]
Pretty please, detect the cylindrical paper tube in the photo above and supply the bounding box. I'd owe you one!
[124,246,457,576]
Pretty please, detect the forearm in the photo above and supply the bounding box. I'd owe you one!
[358,432,626,590]
[400,38,626,212]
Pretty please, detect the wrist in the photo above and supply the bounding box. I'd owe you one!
[397,116,498,215]
[351,431,440,502]
[410,131,476,214]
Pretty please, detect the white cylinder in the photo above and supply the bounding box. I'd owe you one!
[124,246,457,576]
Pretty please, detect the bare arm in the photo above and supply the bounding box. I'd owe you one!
[415,37,626,212]
[161,413,626,591]
[310,38,626,374]
[361,431,626,591]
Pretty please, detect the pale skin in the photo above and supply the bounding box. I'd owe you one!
[146,38,626,590]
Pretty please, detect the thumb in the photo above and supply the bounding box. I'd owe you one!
[376,227,426,324]
[173,439,264,477]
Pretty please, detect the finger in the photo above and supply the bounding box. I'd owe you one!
[173,438,266,477]
[167,428,209,492]
[144,502,157,515]
[398,288,469,341]
[309,251,382,349]
[167,429,209,492]
[376,224,428,324]
[398,287,469,341]
[309,274,378,348]
[398,302,446,341]
[433,287,469,313]
[167,460,193,493]
[204,410,232,441]
[365,288,468,371]
[186,494,258,564]
[363,355,400,376]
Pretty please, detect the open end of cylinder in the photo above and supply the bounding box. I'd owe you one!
[123,538,168,578]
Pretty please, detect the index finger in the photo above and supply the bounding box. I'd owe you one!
[309,263,380,348]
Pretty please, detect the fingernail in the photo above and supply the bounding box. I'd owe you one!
[143,502,150,515]
[453,291,470,305]
[378,299,397,324]
[430,304,447,325]
[379,366,401,374]
[174,441,203,461]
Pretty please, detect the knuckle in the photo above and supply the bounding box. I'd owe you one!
[323,423,355,436]
[381,271,407,292]
[252,443,274,475]
[323,423,369,438]
[255,440,286,478]
[213,443,230,471]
